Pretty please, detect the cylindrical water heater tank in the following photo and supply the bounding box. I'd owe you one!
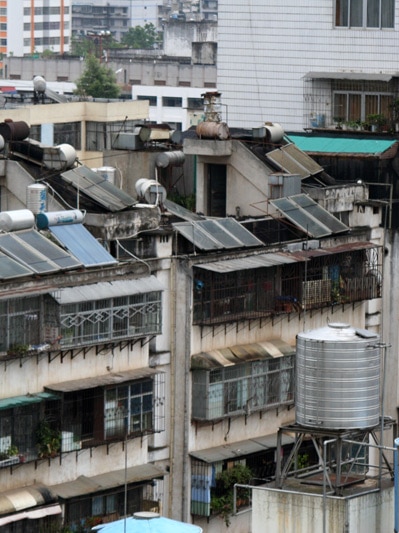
[296,323,381,430]
[265,122,284,142]
[0,209,35,232]
[0,120,30,141]
[135,178,166,205]
[33,75,46,93]
[36,209,85,230]
[156,151,185,168]
[196,121,230,140]
[26,184,47,214]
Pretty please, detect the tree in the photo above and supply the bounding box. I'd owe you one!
[121,23,158,49]
[74,55,120,99]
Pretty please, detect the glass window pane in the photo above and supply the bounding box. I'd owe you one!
[336,0,349,26]
[381,0,394,27]
[367,0,379,27]
[350,0,363,26]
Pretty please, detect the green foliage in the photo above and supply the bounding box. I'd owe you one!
[74,55,120,99]
[211,464,253,527]
[168,192,196,212]
[71,37,96,58]
[121,23,158,49]
[36,419,61,458]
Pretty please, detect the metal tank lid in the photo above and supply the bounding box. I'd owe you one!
[297,322,371,341]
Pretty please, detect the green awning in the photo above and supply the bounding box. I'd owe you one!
[286,133,397,155]
[0,392,60,411]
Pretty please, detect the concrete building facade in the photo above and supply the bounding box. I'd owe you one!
[216,0,399,131]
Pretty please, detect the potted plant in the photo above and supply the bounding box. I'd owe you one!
[36,419,61,458]
[389,98,399,132]
[211,464,253,526]
[366,113,386,132]
[0,445,20,467]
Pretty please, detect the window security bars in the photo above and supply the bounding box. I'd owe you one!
[193,247,381,325]
[192,355,295,421]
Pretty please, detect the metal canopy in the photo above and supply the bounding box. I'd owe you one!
[192,339,295,369]
[0,230,82,274]
[266,143,323,178]
[0,392,59,411]
[49,223,117,267]
[194,252,300,273]
[270,194,349,238]
[190,433,295,463]
[45,368,159,393]
[51,276,164,305]
[304,71,394,82]
[173,218,263,251]
[52,464,164,499]
[60,166,137,212]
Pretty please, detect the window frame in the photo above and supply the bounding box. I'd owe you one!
[335,0,394,29]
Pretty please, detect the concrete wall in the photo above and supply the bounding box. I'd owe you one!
[252,485,395,533]
[4,57,217,90]
[163,21,217,57]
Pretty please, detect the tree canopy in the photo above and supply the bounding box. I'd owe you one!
[121,23,158,49]
[74,55,120,99]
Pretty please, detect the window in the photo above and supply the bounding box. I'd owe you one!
[86,120,138,151]
[192,356,295,420]
[162,96,183,107]
[0,397,61,464]
[137,95,157,106]
[193,267,276,324]
[0,297,41,352]
[187,97,204,110]
[65,482,161,529]
[61,374,165,446]
[335,0,394,28]
[105,380,153,438]
[59,291,162,347]
[193,247,381,325]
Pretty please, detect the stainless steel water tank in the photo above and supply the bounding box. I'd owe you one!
[296,323,380,429]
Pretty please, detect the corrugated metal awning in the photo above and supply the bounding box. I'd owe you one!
[288,241,379,261]
[191,340,295,370]
[0,392,59,411]
[304,71,394,82]
[46,368,159,393]
[0,504,62,526]
[190,433,295,463]
[194,252,301,273]
[52,464,164,499]
[51,276,164,305]
[0,485,58,516]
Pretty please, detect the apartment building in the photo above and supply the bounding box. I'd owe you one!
[6,0,71,57]
[216,0,399,131]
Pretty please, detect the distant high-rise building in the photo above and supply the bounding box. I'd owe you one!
[7,0,71,57]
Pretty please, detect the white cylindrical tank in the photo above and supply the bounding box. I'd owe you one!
[33,75,46,93]
[0,209,35,232]
[264,122,284,142]
[156,151,185,168]
[26,184,47,214]
[296,323,381,430]
[95,166,116,185]
[135,179,166,205]
[36,210,85,230]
